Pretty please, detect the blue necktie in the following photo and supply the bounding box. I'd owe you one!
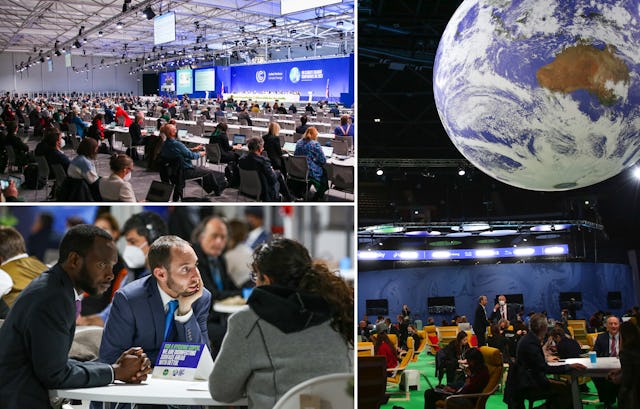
[164,300,179,341]
[209,258,223,291]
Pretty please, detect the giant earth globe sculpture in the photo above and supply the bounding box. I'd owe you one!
[433,0,640,191]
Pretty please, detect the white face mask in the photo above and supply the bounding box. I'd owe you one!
[59,137,66,149]
[124,171,132,181]
[499,300,506,306]
[122,242,147,268]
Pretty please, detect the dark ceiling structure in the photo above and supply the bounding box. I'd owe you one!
[357,0,640,258]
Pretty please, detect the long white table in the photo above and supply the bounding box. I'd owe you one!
[550,357,620,409]
[49,375,247,406]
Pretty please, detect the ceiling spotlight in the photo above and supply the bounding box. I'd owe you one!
[376,168,384,176]
[268,18,276,28]
[116,21,123,29]
[55,49,61,56]
[143,6,156,20]
[633,166,640,180]
[457,167,466,176]
[73,40,82,49]
[83,38,87,43]
[39,57,45,63]
[98,31,103,37]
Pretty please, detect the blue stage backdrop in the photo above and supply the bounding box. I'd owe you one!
[358,263,637,324]
[230,56,351,102]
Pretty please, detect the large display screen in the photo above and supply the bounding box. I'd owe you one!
[230,57,350,100]
[154,12,176,45]
[280,0,341,14]
[159,71,176,95]
[194,68,216,92]
[176,69,193,95]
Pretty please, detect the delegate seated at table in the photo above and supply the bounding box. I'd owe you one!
[99,235,211,366]
[0,225,151,409]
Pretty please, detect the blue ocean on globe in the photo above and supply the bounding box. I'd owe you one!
[433,0,640,191]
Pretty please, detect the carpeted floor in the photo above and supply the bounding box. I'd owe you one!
[381,352,605,409]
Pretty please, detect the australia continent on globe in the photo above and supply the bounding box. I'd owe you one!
[434,0,640,191]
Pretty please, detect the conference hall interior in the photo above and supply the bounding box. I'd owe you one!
[357,2,640,409]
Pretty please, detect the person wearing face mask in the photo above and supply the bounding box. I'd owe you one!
[491,294,516,323]
[98,236,211,409]
[34,127,71,176]
[98,154,137,202]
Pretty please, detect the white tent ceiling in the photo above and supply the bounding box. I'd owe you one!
[0,0,354,70]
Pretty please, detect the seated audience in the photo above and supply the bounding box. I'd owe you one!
[160,123,222,195]
[294,127,328,200]
[222,219,253,289]
[374,323,398,369]
[99,154,136,202]
[209,123,240,163]
[68,137,100,198]
[424,348,490,409]
[34,127,71,174]
[128,111,146,147]
[295,115,310,134]
[239,137,292,201]
[439,331,470,385]
[334,114,354,137]
[593,316,622,409]
[262,122,287,176]
[209,238,353,408]
[115,105,132,127]
[488,322,512,363]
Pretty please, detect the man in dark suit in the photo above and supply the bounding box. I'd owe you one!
[473,295,490,347]
[99,235,211,366]
[191,216,240,356]
[593,316,621,409]
[505,313,585,409]
[0,225,151,409]
[238,137,292,201]
[491,294,516,323]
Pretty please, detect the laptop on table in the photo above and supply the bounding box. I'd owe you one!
[232,134,246,145]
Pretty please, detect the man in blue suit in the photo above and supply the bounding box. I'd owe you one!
[0,225,151,409]
[99,235,212,367]
[592,315,621,409]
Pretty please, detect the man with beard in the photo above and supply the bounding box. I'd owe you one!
[0,225,151,409]
[99,235,211,367]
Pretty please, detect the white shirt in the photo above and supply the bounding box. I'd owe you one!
[156,283,192,323]
[0,269,13,297]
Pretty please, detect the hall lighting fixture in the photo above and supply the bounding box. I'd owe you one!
[269,18,277,27]
[634,166,640,179]
[73,40,81,49]
[457,167,466,176]
[98,31,103,37]
[143,6,156,20]
[358,245,569,261]
[376,168,384,176]
[116,21,123,29]
[122,0,131,13]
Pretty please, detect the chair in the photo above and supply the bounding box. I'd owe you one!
[5,145,17,172]
[277,133,285,147]
[436,346,504,409]
[145,180,174,202]
[358,342,375,357]
[272,372,353,409]
[293,132,304,142]
[567,320,588,343]
[159,157,204,201]
[285,155,310,200]
[237,169,262,201]
[335,134,353,153]
[332,138,349,156]
[329,163,354,200]
[34,155,53,201]
[424,325,441,354]
[50,163,67,199]
[386,338,414,399]
[205,143,223,171]
[437,326,460,347]
[411,331,429,362]
[586,332,602,349]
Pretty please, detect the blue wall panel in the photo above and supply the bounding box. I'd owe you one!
[358,263,636,324]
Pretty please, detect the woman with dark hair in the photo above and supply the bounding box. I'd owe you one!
[440,331,470,385]
[373,323,398,369]
[208,122,240,163]
[608,321,640,409]
[488,322,511,363]
[209,238,353,409]
[424,348,490,409]
[67,137,101,200]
